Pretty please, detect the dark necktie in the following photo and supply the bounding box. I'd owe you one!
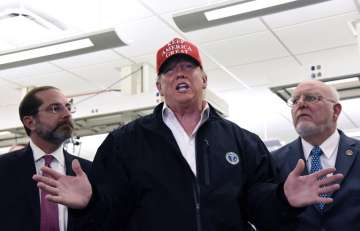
[309,146,328,210]
[40,155,60,231]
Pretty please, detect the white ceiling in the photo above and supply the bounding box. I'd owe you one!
[1,0,360,148]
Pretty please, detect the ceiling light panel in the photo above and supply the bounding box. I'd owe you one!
[0,28,127,70]
[173,0,331,32]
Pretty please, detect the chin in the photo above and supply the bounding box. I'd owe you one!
[295,123,319,137]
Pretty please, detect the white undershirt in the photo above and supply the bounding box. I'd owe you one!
[162,102,210,176]
[302,130,340,171]
[30,140,67,231]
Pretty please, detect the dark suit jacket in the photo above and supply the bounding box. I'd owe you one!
[272,130,360,231]
[0,145,92,231]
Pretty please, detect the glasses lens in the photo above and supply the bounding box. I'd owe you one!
[47,103,75,114]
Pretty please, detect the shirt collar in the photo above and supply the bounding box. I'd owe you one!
[302,130,340,160]
[30,139,65,167]
[162,101,210,124]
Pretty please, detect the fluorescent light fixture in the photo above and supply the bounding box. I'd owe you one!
[0,28,127,70]
[205,0,296,21]
[270,74,360,103]
[0,131,11,136]
[0,39,93,65]
[324,77,359,85]
[173,0,331,32]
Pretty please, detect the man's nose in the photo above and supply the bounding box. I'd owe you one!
[296,96,308,108]
[174,64,186,77]
[62,107,72,117]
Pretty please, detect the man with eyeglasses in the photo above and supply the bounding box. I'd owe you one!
[272,79,360,230]
[0,86,91,231]
[33,39,343,231]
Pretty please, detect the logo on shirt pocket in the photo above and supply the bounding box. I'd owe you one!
[225,152,239,165]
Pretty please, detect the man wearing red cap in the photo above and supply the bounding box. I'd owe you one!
[34,38,343,231]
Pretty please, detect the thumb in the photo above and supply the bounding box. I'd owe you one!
[291,159,305,177]
[72,159,84,177]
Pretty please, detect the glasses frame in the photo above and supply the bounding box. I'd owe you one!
[33,103,75,115]
[287,94,337,107]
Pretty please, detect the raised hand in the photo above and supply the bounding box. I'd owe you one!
[284,159,344,208]
[33,159,92,209]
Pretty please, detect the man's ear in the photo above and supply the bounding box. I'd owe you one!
[333,103,342,120]
[202,73,208,89]
[156,79,164,96]
[22,115,35,132]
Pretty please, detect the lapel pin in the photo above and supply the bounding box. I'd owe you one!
[345,149,353,156]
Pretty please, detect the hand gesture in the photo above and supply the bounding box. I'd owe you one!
[284,159,343,207]
[33,159,92,209]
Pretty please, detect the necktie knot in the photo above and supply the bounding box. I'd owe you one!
[310,146,322,173]
[311,146,322,158]
[43,155,54,167]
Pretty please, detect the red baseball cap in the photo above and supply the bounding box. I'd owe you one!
[156,38,202,75]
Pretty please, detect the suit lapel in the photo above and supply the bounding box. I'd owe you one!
[334,133,357,180]
[64,151,77,230]
[20,146,41,229]
[64,151,77,175]
[288,138,307,175]
[323,132,358,212]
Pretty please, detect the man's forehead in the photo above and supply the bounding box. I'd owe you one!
[294,82,326,95]
[36,89,68,103]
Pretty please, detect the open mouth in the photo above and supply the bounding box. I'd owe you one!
[176,82,190,92]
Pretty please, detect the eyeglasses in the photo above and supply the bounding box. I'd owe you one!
[162,62,197,77]
[287,94,336,107]
[36,103,75,114]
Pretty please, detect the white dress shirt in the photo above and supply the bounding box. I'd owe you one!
[162,102,210,176]
[302,130,340,171]
[30,140,68,231]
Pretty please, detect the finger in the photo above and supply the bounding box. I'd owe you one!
[312,167,336,179]
[33,175,58,187]
[37,182,59,195]
[319,173,344,186]
[319,184,340,194]
[318,197,333,204]
[46,194,64,204]
[72,159,85,177]
[290,159,305,177]
[40,166,64,180]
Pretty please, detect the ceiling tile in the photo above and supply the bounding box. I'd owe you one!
[264,0,357,28]
[51,49,132,69]
[201,31,290,67]
[7,71,99,95]
[226,57,306,87]
[205,68,247,92]
[113,17,179,57]
[0,81,23,105]
[0,62,62,80]
[275,12,358,54]
[297,44,360,78]
[69,61,135,89]
[186,18,266,43]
